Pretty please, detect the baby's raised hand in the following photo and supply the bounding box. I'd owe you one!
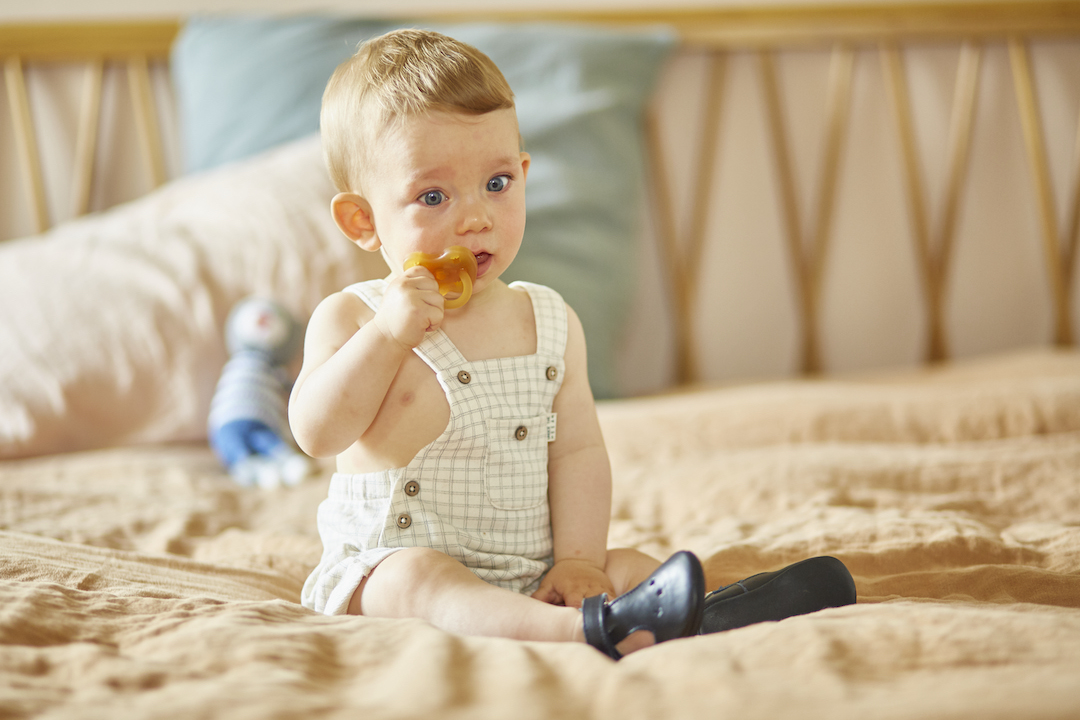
[531,558,616,609]
[374,266,445,349]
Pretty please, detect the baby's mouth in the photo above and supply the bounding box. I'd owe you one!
[474,252,492,276]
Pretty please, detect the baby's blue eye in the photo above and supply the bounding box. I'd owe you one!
[422,190,445,206]
[487,175,509,193]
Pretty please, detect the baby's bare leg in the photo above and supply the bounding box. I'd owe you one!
[600,548,666,654]
[605,548,663,595]
[351,547,584,643]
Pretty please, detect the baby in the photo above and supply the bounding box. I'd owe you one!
[291,29,855,659]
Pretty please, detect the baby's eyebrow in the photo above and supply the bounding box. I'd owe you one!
[489,155,520,170]
[408,157,521,186]
[409,167,451,184]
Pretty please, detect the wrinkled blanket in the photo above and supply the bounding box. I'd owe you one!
[2,349,1079,719]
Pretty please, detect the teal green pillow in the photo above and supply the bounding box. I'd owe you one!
[172,18,674,398]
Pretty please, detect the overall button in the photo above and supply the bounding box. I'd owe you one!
[396,513,412,529]
[546,366,558,381]
[404,481,420,497]
[457,370,471,384]
[515,426,528,441]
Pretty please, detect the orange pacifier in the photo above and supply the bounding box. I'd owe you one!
[403,246,478,309]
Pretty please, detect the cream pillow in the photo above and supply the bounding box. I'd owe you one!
[0,136,386,459]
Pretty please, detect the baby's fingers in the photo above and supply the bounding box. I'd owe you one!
[561,580,612,609]
[530,581,563,606]
[562,586,595,609]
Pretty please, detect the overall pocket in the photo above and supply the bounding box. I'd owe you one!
[483,415,549,510]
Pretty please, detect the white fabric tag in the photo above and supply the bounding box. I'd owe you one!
[546,413,557,442]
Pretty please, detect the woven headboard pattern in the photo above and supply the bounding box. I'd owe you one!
[2,3,1078,388]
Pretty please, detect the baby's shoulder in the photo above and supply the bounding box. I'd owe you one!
[507,280,564,305]
[498,282,547,327]
[506,281,570,319]
[308,289,374,338]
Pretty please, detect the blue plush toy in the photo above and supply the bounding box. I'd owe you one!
[208,296,312,489]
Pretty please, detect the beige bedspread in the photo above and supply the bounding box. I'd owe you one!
[2,349,1079,719]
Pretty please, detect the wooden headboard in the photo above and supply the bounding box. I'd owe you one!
[2,2,1079,390]
[1,22,177,230]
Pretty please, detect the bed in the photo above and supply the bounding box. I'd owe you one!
[2,3,1080,718]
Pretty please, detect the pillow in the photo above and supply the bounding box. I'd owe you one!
[172,18,674,399]
[0,136,388,460]
[173,17,399,174]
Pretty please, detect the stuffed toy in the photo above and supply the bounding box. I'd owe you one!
[208,297,312,489]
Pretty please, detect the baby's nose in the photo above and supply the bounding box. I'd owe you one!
[458,196,493,233]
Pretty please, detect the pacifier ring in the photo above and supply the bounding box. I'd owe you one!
[403,246,479,310]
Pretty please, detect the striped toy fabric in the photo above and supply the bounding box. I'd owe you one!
[208,351,293,443]
[207,297,311,489]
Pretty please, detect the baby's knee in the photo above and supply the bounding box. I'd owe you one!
[605,548,663,595]
[398,546,456,574]
[378,547,461,594]
[606,548,654,565]
[352,547,458,616]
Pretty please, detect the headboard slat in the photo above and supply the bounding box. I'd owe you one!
[811,42,856,331]
[686,52,727,309]
[881,41,982,364]
[758,50,809,369]
[756,46,855,375]
[4,56,49,234]
[127,56,168,189]
[1066,118,1080,290]
[881,43,935,353]
[1009,37,1075,347]
[72,60,104,218]
[935,41,982,358]
[644,104,697,384]
[658,51,728,386]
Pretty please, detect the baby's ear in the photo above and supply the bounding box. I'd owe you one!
[331,193,380,251]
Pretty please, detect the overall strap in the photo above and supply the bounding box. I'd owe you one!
[342,279,468,376]
[510,281,568,360]
[343,278,386,314]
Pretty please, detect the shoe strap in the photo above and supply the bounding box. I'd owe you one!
[582,594,623,660]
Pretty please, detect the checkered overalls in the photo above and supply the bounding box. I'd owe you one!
[301,279,567,615]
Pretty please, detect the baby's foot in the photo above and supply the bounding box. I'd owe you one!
[582,551,705,659]
[699,556,856,634]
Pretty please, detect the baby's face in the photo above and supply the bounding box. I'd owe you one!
[365,108,530,295]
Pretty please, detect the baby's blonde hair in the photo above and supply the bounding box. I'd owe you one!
[321,28,516,193]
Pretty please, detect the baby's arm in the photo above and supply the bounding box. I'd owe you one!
[289,268,443,458]
[531,305,617,608]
